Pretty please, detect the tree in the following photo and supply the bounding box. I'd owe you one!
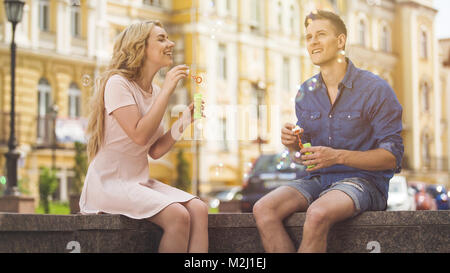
[39,167,58,214]
[72,141,88,195]
[175,149,191,192]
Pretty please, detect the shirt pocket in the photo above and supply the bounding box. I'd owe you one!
[337,111,365,138]
[300,111,321,137]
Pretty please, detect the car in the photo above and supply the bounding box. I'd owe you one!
[240,151,308,212]
[425,184,449,210]
[387,175,416,211]
[207,186,243,211]
[409,182,438,210]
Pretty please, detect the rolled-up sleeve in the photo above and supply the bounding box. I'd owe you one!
[369,82,404,173]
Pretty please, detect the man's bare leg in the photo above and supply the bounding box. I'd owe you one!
[253,186,309,253]
[298,190,356,253]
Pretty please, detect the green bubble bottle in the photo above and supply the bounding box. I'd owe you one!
[194,93,202,120]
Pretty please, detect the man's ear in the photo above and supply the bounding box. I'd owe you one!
[337,33,347,50]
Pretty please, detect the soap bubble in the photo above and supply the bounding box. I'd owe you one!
[82,74,92,87]
[215,162,224,177]
[337,50,346,64]
[295,84,306,103]
[305,77,319,92]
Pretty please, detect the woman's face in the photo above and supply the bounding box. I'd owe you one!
[145,26,175,68]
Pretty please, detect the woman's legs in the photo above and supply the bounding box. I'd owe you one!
[147,203,191,253]
[181,198,209,253]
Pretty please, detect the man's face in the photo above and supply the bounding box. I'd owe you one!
[305,19,344,66]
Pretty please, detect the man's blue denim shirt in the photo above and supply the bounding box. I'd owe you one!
[295,59,404,199]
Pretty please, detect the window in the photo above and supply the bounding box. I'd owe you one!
[250,0,261,32]
[277,2,282,30]
[39,0,50,32]
[143,0,162,6]
[422,132,431,168]
[218,44,227,80]
[289,5,295,34]
[381,26,390,52]
[421,82,430,112]
[420,30,428,59]
[71,5,81,37]
[358,19,366,46]
[225,0,231,13]
[282,57,290,91]
[219,117,228,151]
[37,78,52,141]
[68,83,81,118]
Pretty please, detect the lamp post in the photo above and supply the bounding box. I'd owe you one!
[3,0,25,196]
[51,104,59,170]
[253,81,267,155]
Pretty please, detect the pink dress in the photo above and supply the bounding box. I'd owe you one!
[79,74,196,219]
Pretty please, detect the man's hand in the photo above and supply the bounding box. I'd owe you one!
[281,123,303,152]
[300,146,342,172]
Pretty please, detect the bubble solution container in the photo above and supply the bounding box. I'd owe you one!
[303,142,315,169]
[194,93,203,120]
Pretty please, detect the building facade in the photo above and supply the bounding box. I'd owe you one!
[0,0,448,207]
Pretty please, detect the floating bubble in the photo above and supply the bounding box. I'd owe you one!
[191,75,203,84]
[196,122,203,130]
[295,152,301,158]
[290,163,296,169]
[215,163,224,177]
[0,176,6,185]
[82,74,92,87]
[337,50,346,64]
[305,77,319,92]
[295,90,305,103]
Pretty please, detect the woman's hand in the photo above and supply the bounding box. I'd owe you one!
[182,100,205,125]
[170,100,205,141]
[161,65,189,95]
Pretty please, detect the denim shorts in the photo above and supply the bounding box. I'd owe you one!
[286,176,387,217]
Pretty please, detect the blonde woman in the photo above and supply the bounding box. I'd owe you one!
[79,20,208,253]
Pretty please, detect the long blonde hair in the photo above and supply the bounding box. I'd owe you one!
[86,20,163,162]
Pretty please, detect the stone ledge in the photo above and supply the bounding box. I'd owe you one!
[0,211,449,253]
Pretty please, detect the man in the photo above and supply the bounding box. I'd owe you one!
[253,10,404,253]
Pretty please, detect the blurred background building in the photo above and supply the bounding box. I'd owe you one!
[0,0,449,206]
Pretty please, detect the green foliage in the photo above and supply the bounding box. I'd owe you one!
[36,201,70,215]
[175,149,191,192]
[38,167,59,214]
[72,142,88,195]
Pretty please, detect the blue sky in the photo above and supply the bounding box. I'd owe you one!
[434,0,450,39]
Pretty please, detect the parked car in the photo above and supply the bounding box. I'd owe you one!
[387,175,416,211]
[409,182,438,210]
[425,185,449,210]
[240,151,307,212]
[207,186,242,210]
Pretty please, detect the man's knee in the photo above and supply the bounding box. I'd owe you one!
[253,197,279,225]
[305,204,330,229]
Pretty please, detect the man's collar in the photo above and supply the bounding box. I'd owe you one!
[317,58,356,90]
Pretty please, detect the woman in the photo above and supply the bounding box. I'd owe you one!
[79,20,208,253]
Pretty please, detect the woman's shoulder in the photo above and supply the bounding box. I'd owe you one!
[106,74,133,87]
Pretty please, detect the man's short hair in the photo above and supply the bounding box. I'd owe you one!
[304,10,347,37]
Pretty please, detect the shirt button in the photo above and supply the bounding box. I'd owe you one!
[329,114,332,118]
[329,136,332,140]
[348,115,351,119]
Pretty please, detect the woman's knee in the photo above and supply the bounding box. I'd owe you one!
[156,203,191,232]
[186,198,209,217]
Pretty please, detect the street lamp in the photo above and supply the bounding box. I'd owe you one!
[51,104,59,170]
[3,0,25,196]
[253,81,267,155]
